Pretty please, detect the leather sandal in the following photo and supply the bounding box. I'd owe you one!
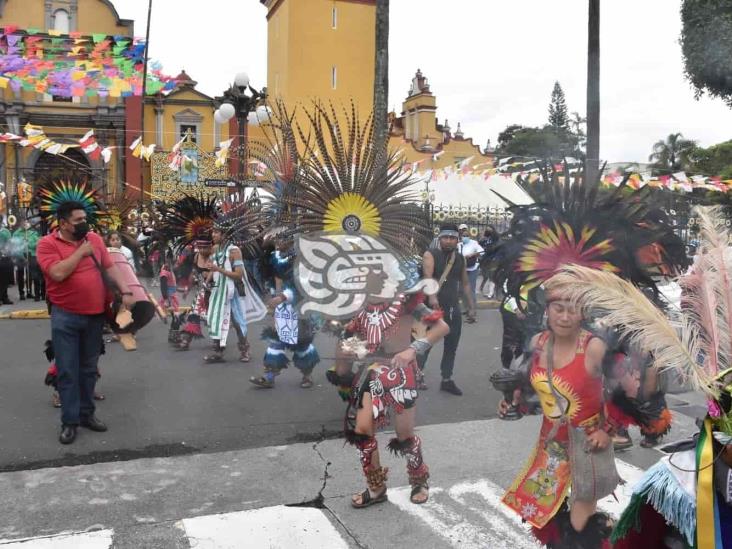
[250,376,274,388]
[351,487,388,509]
[410,482,429,504]
[204,352,225,363]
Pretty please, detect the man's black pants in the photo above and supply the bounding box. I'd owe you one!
[417,303,462,380]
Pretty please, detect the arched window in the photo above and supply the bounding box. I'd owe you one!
[52,9,70,33]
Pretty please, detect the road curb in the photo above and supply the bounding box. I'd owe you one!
[0,309,49,319]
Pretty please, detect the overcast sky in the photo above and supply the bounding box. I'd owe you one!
[117,0,732,165]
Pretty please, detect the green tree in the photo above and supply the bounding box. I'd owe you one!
[569,111,586,150]
[689,140,732,179]
[548,81,570,131]
[497,124,524,149]
[681,0,732,106]
[648,133,696,174]
[497,125,579,160]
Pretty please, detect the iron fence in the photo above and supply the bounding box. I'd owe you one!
[427,198,732,258]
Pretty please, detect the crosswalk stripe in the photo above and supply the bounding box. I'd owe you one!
[388,457,642,548]
[0,458,649,548]
[179,505,349,549]
[0,530,113,548]
[390,481,535,548]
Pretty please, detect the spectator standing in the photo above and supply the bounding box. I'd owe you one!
[478,226,500,299]
[418,223,476,396]
[37,200,135,445]
[11,220,42,300]
[458,223,483,320]
[0,221,13,304]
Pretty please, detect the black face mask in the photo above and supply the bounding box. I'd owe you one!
[70,222,89,241]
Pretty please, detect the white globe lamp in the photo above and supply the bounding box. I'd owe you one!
[218,103,236,122]
[234,72,250,90]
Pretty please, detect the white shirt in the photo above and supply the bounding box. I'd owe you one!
[109,245,135,270]
[459,238,484,272]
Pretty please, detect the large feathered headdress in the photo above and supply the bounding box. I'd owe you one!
[249,100,302,242]
[95,189,141,247]
[261,102,429,256]
[214,192,263,254]
[38,180,106,229]
[494,166,689,303]
[157,194,217,251]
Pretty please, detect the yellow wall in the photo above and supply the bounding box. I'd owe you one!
[76,0,132,36]
[266,0,375,113]
[143,88,228,153]
[1,0,132,36]
[1,1,46,28]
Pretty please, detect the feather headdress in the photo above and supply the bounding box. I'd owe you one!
[214,192,263,254]
[38,180,106,229]
[261,102,429,256]
[96,189,141,247]
[495,166,689,304]
[157,194,217,251]
[249,100,302,240]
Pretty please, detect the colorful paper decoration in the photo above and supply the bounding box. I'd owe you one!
[79,130,101,161]
[0,27,178,98]
[130,136,156,161]
[214,138,234,168]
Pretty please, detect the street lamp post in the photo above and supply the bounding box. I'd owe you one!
[215,72,265,195]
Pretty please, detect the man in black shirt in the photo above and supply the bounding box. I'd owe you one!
[418,223,476,395]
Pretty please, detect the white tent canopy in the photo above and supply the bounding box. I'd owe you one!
[410,173,533,208]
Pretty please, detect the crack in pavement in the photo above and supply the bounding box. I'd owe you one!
[284,426,368,548]
[285,425,331,509]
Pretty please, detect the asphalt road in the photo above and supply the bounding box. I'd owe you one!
[0,305,504,472]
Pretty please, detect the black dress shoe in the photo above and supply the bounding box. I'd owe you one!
[19,294,25,300]
[59,425,77,444]
[80,416,108,432]
[440,379,463,396]
[1,298,12,305]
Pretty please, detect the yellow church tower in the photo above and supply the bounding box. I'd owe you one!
[260,0,375,112]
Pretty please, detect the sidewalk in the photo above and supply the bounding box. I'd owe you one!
[0,413,700,548]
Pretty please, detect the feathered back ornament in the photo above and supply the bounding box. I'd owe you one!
[250,100,302,240]
[38,180,105,229]
[495,165,688,304]
[214,192,263,254]
[263,102,429,256]
[157,194,217,251]
[96,189,140,247]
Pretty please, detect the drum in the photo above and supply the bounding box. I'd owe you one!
[107,249,155,333]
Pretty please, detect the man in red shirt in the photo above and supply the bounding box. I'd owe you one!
[37,201,135,444]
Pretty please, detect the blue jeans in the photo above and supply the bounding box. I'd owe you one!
[51,306,105,426]
[466,269,479,305]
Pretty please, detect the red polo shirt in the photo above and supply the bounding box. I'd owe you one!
[37,231,113,315]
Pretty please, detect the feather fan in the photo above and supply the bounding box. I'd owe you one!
[546,264,715,397]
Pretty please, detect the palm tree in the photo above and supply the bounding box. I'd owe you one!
[648,133,696,173]
[373,0,389,156]
[586,0,600,181]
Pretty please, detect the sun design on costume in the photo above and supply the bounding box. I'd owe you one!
[184,216,213,242]
[531,370,582,421]
[517,221,618,291]
[324,193,381,235]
